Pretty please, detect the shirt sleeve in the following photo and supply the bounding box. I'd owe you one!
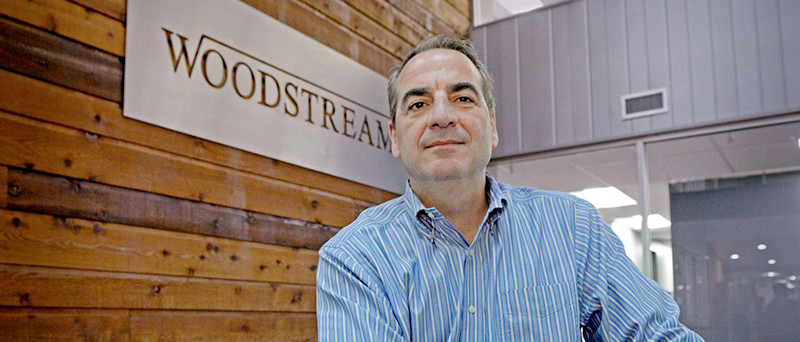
[316,244,405,342]
[573,199,705,341]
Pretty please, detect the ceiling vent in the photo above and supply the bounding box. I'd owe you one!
[621,88,668,120]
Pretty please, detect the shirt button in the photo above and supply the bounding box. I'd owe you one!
[468,305,476,314]
[427,212,435,219]
[468,249,474,257]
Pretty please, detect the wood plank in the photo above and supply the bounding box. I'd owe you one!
[343,0,428,46]
[0,70,397,206]
[387,0,459,36]
[0,308,130,342]
[0,209,319,285]
[0,0,125,56]
[445,0,471,18]
[242,0,400,76]
[0,264,315,312]
[0,111,367,227]
[7,168,337,250]
[295,0,413,59]
[408,0,470,35]
[0,18,122,102]
[68,0,126,21]
[0,166,6,208]
[130,310,316,342]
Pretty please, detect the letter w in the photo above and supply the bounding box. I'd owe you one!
[163,28,201,76]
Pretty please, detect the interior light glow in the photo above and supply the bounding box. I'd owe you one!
[790,275,798,281]
[570,187,637,209]
[757,244,767,250]
[612,214,671,230]
[768,259,776,265]
[730,254,740,260]
[768,272,777,278]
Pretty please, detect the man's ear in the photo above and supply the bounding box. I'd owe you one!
[389,121,401,159]
[490,110,499,148]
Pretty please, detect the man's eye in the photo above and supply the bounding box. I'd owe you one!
[457,96,473,102]
[409,102,425,110]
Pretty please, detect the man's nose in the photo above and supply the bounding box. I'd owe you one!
[426,98,457,129]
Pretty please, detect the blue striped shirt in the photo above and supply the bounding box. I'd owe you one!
[317,176,703,341]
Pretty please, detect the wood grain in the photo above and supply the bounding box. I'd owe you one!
[0,111,368,227]
[343,0,427,46]
[294,0,413,59]
[0,209,319,285]
[7,168,337,249]
[130,310,316,342]
[387,0,459,36]
[0,264,315,312]
[0,0,125,56]
[0,18,122,102]
[68,0,126,21]
[0,69,397,205]
[446,0,471,18]
[0,308,130,342]
[0,166,6,208]
[242,0,400,76]
[408,0,470,35]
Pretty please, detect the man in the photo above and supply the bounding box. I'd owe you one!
[316,35,703,341]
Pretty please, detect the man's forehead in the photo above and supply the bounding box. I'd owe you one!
[397,49,481,89]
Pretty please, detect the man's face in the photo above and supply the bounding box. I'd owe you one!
[389,48,498,184]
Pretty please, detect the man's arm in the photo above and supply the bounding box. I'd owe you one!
[316,245,404,342]
[573,199,704,341]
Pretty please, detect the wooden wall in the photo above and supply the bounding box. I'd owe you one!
[0,0,470,341]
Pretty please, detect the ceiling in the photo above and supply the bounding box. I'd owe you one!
[490,121,800,241]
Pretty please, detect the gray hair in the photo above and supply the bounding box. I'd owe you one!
[387,35,495,122]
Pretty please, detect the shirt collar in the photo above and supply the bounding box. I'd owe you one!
[401,173,508,243]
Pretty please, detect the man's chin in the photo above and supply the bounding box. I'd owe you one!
[417,165,476,182]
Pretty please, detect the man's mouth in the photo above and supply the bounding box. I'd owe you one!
[426,140,463,148]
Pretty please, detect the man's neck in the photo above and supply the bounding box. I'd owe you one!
[410,173,489,244]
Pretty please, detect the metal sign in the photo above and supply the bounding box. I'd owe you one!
[124,0,405,193]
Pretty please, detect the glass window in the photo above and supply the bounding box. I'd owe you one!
[646,121,800,340]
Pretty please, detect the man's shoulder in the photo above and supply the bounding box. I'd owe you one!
[498,182,588,208]
[320,196,408,252]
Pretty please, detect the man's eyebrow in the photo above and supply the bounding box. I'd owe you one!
[449,82,479,95]
[400,87,429,108]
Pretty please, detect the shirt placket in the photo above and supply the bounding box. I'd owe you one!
[461,220,490,342]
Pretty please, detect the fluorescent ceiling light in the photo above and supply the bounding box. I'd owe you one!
[757,244,767,250]
[612,214,671,230]
[730,254,740,260]
[570,187,637,209]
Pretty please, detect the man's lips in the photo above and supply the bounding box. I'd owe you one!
[425,140,463,148]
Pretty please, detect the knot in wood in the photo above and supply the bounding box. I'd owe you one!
[7,182,22,197]
[291,292,303,303]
